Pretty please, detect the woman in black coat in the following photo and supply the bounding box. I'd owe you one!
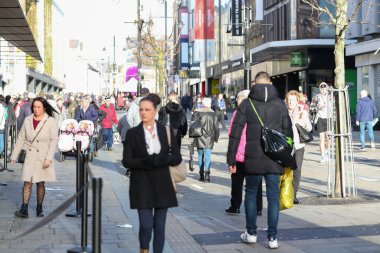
[122,94,182,253]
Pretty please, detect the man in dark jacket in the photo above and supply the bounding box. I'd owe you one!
[356,89,377,150]
[159,93,188,147]
[192,97,219,182]
[227,71,293,249]
[17,92,35,131]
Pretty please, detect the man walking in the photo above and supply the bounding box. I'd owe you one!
[212,94,227,129]
[356,90,377,150]
[227,71,293,249]
[310,82,330,163]
[127,88,149,128]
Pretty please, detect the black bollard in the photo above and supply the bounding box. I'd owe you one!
[66,141,82,217]
[2,124,13,172]
[92,178,102,253]
[67,153,92,253]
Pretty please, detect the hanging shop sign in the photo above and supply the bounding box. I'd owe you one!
[232,0,242,36]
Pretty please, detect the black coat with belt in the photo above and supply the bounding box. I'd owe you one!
[227,84,293,175]
[122,122,182,209]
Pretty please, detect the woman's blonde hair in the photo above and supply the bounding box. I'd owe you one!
[237,90,250,105]
[285,90,301,104]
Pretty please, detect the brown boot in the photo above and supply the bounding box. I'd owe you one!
[140,249,149,253]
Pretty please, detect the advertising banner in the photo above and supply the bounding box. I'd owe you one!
[232,0,242,36]
[206,0,214,39]
[195,0,205,39]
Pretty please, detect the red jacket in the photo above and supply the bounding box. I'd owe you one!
[99,104,118,129]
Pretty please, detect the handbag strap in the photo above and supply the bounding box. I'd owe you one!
[30,118,48,145]
[248,99,265,128]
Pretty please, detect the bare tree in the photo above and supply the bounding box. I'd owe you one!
[127,17,181,96]
[301,0,371,197]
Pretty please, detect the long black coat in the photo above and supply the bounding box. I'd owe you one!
[158,102,188,146]
[227,84,293,175]
[122,122,182,209]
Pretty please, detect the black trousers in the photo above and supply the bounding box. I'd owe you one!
[215,110,226,129]
[293,148,305,196]
[138,208,168,253]
[231,162,263,211]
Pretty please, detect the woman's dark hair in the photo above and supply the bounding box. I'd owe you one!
[140,93,161,109]
[31,97,58,117]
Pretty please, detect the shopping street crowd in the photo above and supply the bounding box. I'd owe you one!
[0,70,378,253]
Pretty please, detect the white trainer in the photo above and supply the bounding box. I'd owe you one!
[268,237,279,249]
[240,231,257,243]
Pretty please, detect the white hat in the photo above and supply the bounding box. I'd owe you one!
[28,92,36,99]
[202,97,212,108]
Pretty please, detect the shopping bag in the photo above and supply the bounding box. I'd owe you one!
[279,167,294,211]
[296,123,313,143]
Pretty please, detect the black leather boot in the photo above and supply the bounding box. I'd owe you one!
[199,172,205,182]
[36,204,45,217]
[15,204,29,218]
[205,172,210,182]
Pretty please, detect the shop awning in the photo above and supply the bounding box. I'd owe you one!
[250,39,356,64]
[0,0,42,61]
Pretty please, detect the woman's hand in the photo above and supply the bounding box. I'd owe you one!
[43,159,52,169]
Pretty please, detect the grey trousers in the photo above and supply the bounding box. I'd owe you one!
[293,147,305,196]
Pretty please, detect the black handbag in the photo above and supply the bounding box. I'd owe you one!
[189,121,203,138]
[248,99,297,170]
[296,123,313,143]
[17,149,27,163]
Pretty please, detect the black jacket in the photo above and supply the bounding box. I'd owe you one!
[158,102,188,136]
[192,108,220,149]
[227,84,293,175]
[122,122,181,209]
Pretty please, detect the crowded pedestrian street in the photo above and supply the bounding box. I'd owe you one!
[0,112,379,253]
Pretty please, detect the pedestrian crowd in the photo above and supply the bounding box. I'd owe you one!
[0,72,377,252]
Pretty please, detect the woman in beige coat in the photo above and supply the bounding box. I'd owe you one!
[11,97,58,218]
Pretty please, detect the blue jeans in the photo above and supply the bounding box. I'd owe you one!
[359,121,374,148]
[102,128,113,148]
[0,133,4,155]
[138,208,168,253]
[245,174,280,239]
[197,148,212,174]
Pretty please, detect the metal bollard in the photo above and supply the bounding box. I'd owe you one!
[67,153,92,253]
[92,178,102,253]
[66,141,82,217]
[2,124,13,172]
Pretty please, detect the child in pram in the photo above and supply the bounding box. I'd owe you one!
[58,119,78,152]
[75,120,94,153]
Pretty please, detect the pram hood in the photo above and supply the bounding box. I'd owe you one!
[60,119,79,132]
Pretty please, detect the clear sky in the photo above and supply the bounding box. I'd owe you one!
[61,0,174,63]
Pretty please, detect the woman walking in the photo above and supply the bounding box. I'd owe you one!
[11,97,58,218]
[285,90,312,204]
[122,94,182,253]
[192,97,219,182]
[226,90,263,215]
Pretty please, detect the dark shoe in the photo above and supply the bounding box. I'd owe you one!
[36,204,45,217]
[257,210,262,216]
[225,206,240,214]
[199,173,205,182]
[125,168,130,176]
[15,204,29,218]
[107,147,113,151]
[205,172,210,182]
[293,197,301,204]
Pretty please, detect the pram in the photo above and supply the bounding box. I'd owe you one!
[58,119,96,162]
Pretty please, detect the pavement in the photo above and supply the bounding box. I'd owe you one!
[0,112,380,253]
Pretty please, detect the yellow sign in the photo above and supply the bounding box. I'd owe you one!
[179,70,188,79]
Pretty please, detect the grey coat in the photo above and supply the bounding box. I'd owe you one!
[11,113,58,183]
[117,113,130,143]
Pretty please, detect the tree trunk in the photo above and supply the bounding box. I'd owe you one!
[333,0,348,198]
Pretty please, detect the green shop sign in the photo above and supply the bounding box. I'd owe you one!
[290,52,307,67]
